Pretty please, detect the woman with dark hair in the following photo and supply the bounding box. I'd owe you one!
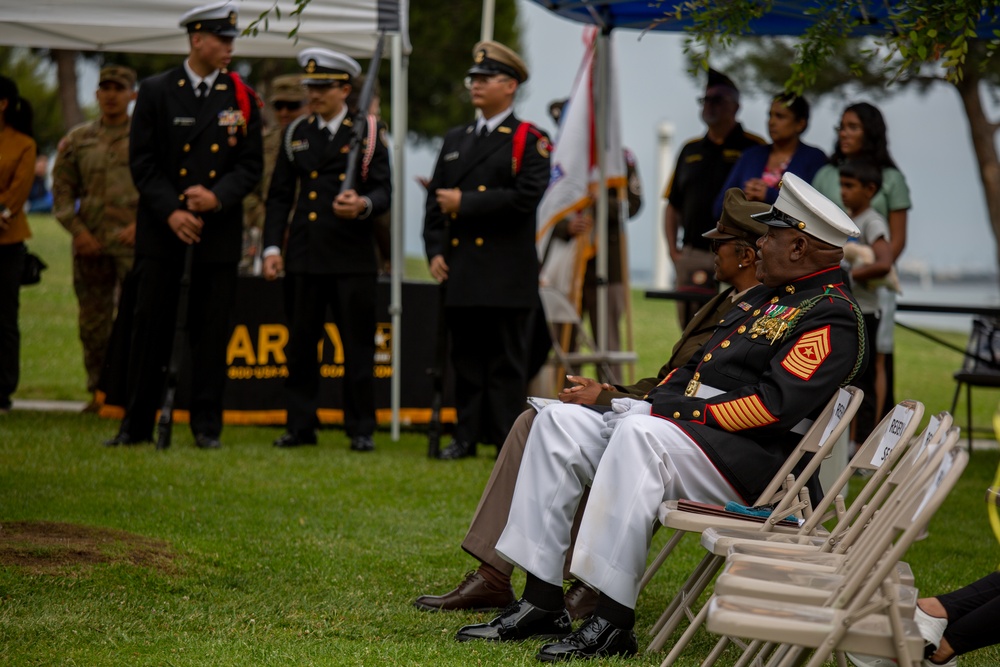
[0,75,37,413]
[713,93,827,216]
[812,101,911,448]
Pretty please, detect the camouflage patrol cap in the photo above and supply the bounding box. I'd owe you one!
[99,65,137,90]
[269,74,304,103]
[469,40,528,83]
[703,188,770,244]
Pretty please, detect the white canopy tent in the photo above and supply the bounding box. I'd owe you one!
[0,0,412,439]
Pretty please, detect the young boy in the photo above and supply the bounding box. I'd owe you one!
[839,159,895,449]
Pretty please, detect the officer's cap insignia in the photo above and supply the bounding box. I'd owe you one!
[306,60,316,73]
[475,48,487,63]
[781,326,831,381]
[194,22,202,30]
[228,11,236,24]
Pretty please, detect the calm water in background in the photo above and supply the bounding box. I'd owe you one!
[896,278,1000,333]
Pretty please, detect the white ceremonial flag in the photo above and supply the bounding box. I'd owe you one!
[536,27,626,302]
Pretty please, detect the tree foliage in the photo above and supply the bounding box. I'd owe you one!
[680,0,1000,94]
[1,48,66,153]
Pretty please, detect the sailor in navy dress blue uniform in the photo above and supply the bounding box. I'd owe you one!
[262,48,391,452]
[108,1,263,449]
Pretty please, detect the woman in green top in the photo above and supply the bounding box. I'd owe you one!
[812,102,911,447]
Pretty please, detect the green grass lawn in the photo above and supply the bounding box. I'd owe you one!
[3,215,999,666]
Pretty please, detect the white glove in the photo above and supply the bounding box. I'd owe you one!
[600,397,651,439]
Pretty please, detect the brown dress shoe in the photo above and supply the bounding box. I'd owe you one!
[413,570,515,612]
[563,580,599,621]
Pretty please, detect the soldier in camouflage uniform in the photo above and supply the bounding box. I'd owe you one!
[52,65,139,411]
[240,74,306,273]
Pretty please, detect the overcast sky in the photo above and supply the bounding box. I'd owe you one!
[399,0,1000,285]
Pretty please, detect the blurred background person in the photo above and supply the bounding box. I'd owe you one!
[713,93,826,215]
[52,65,139,413]
[811,101,910,446]
[27,154,52,213]
[0,75,37,413]
[240,74,307,275]
[348,73,391,276]
[663,68,764,327]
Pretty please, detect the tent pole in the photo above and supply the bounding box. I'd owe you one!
[390,31,408,441]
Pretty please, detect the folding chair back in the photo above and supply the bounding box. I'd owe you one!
[705,428,966,667]
[642,387,863,654]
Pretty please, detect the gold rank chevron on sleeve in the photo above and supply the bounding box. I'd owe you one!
[708,394,778,432]
[780,325,832,381]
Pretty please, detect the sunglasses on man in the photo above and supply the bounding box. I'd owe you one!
[273,100,303,111]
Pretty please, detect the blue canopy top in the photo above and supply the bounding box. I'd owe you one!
[527,0,995,37]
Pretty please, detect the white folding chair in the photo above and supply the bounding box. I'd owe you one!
[704,428,966,667]
[642,387,864,653]
[653,400,925,664]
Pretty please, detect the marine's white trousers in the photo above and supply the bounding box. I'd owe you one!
[495,403,737,608]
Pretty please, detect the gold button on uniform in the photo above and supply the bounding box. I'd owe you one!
[208,170,216,178]
[451,238,459,246]
[786,285,795,294]
[770,296,780,304]
[693,410,701,418]
[310,170,318,179]
[751,333,759,339]
[673,412,681,419]
[475,238,484,246]
[477,185,486,192]
[210,143,219,153]
[308,191,317,200]
[308,212,317,221]
[720,340,730,349]
[450,213,457,220]
[178,194,185,201]
[183,143,190,152]
[737,325,747,334]
[703,353,712,362]
[338,173,346,181]
[752,309,761,316]
[179,168,187,176]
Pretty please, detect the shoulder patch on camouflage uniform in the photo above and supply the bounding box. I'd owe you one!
[781,325,831,381]
[708,395,777,432]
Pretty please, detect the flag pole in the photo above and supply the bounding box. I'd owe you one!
[594,27,610,379]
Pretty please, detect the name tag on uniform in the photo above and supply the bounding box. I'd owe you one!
[443,151,459,162]
[218,109,246,128]
[290,139,309,152]
[173,117,196,126]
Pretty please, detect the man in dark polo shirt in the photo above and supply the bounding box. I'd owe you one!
[663,68,765,327]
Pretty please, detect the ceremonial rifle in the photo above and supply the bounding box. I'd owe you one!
[156,244,195,450]
[340,31,386,194]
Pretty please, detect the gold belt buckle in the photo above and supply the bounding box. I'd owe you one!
[685,379,700,397]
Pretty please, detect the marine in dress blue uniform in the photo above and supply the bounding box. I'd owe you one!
[262,48,391,452]
[422,41,551,460]
[463,173,868,661]
[108,2,263,449]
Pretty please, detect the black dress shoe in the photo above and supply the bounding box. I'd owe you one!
[103,433,149,447]
[349,435,375,452]
[437,439,476,460]
[456,598,571,643]
[194,434,222,449]
[563,581,599,621]
[413,570,516,612]
[535,615,638,662]
[273,431,317,448]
